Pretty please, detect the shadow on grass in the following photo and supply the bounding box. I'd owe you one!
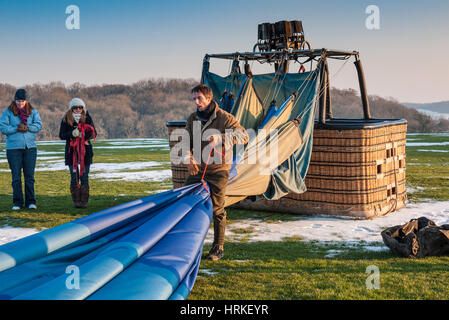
[194,240,449,300]
[201,241,449,275]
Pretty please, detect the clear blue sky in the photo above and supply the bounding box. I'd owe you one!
[0,0,447,103]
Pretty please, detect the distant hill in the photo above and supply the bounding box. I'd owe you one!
[329,89,449,132]
[0,81,448,143]
[403,101,449,114]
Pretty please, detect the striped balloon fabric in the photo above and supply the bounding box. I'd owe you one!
[0,183,212,300]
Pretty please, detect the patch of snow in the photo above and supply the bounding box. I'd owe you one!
[36,141,65,146]
[406,186,425,194]
[220,201,449,243]
[144,189,170,194]
[101,140,168,146]
[416,149,449,153]
[94,145,169,149]
[35,161,66,171]
[324,249,344,258]
[407,133,449,137]
[90,169,172,182]
[362,245,389,252]
[101,138,167,143]
[198,269,219,276]
[37,156,64,161]
[37,151,65,156]
[406,163,431,166]
[90,161,166,172]
[406,142,449,147]
[0,226,39,245]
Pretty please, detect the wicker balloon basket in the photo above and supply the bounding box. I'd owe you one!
[166,119,407,219]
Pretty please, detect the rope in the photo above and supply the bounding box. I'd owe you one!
[271,59,289,106]
[69,123,96,187]
[330,57,350,79]
[224,58,233,93]
[295,55,351,121]
[261,56,286,109]
[293,66,318,101]
[200,145,225,193]
[293,67,321,120]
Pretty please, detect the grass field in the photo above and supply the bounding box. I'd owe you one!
[0,133,448,300]
[404,133,449,202]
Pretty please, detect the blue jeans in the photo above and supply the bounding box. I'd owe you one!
[6,148,37,207]
[69,164,90,187]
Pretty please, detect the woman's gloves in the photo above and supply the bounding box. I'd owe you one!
[72,128,80,137]
[17,123,29,132]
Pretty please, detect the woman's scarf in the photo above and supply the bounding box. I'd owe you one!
[18,107,29,125]
[73,112,82,124]
[196,101,216,125]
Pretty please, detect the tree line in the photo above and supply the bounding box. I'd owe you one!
[0,80,447,142]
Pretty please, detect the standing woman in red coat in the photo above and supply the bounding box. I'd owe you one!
[59,98,96,208]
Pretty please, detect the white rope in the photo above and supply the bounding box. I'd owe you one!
[271,60,289,106]
[224,58,234,93]
[296,56,350,121]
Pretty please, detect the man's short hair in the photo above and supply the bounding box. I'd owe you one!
[191,84,213,100]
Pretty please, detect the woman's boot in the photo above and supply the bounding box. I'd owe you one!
[80,185,89,209]
[70,186,81,208]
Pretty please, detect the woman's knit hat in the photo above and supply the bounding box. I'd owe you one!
[69,98,86,112]
[14,89,28,101]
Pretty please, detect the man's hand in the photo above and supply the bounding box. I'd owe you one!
[187,157,199,176]
[209,134,221,147]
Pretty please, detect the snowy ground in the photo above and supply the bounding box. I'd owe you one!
[219,201,449,243]
[0,139,172,182]
[0,226,40,245]
[2,200,449,247]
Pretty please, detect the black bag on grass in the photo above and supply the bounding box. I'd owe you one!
[381,217,449,258]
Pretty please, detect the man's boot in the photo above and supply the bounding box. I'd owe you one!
[206,244,224,261]
[70,186,81,208]
[206,219,226,261]
[79,185,89,209]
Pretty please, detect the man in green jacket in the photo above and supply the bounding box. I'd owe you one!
[184,84,248,261]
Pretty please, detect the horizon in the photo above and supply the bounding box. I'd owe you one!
[0,0,447,104]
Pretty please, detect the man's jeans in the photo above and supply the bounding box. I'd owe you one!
[6,148,37,207]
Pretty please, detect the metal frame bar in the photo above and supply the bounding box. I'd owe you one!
[203,47,371,123]
[354,57,371,120]
[205,48,358,61]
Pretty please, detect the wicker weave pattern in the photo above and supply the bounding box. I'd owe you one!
[167,122,407,219]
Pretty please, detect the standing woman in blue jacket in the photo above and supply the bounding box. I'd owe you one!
[0,89,42,210]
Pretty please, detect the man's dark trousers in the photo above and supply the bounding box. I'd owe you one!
[185,168,229,249]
